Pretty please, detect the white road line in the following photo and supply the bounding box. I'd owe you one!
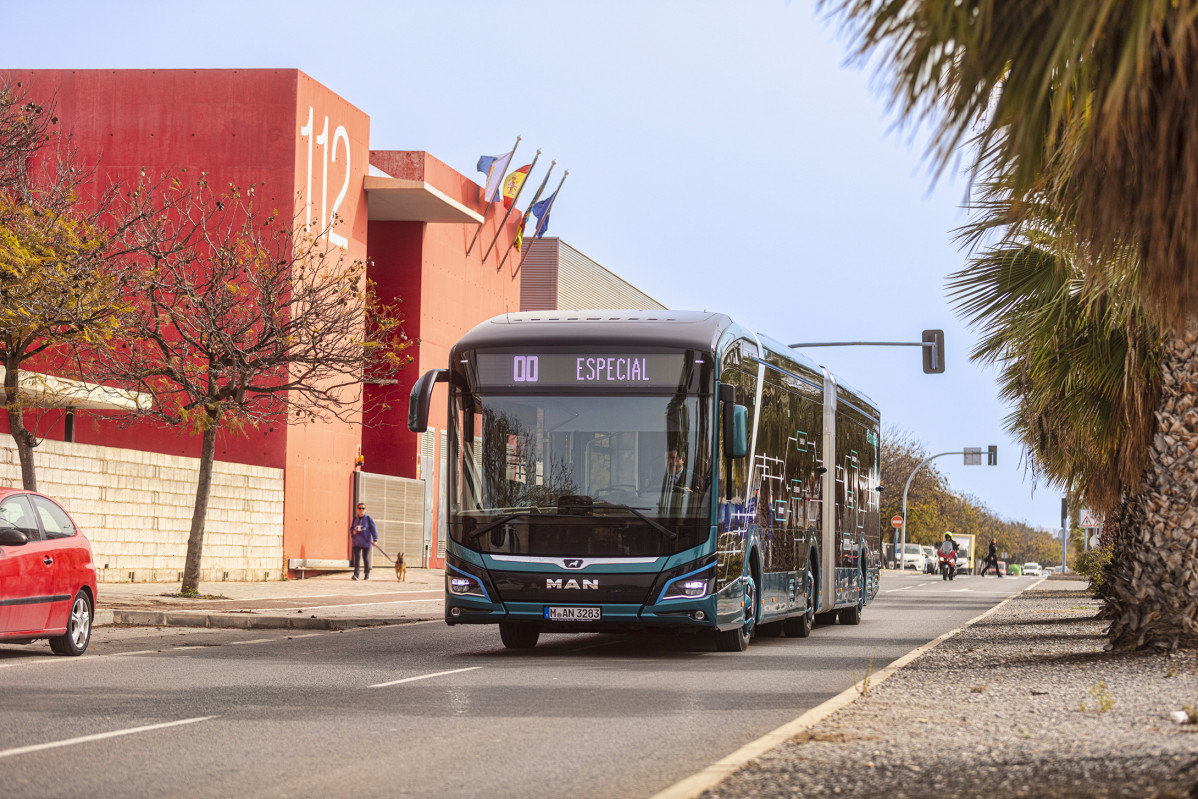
[369,666,481,688]
[0,656,89,670]
[230,638,277,645]
[0,716,216,760]
[296,599,442,610]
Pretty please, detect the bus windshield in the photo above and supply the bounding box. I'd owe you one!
[449,393,712,556]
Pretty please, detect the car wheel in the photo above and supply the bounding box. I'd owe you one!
[49,590,93,656]
[498,622,540,649]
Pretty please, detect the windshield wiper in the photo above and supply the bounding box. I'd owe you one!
[591,500,677,540]
[467,508,544,541]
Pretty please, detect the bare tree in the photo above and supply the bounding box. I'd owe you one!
[95,174,413,593]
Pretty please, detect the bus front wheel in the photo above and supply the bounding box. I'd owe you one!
[716,574,756,652]
[499,622,540,649]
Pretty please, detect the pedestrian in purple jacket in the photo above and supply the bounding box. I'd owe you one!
[350,503,378,580]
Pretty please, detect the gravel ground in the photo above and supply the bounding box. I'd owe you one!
[701,581,1198,799]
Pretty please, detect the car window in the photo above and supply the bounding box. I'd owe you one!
[31,496,76,539]
[0,495,41,539]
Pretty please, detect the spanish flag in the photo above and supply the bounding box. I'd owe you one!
[502,164,530,210]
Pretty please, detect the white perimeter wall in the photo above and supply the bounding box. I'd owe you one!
[0,437,284,583]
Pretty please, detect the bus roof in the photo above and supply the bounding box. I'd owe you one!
[453,310,735,353]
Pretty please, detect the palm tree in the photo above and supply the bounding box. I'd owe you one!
[950,187,1162,512]
[949,189,1163,613]
[825,0,1198,649]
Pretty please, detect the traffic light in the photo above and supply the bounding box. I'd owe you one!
[921,329,945,374]
[987,445,997,466]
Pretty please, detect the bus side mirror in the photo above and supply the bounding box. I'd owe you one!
[724,404,748,459]
[408,369,448,433]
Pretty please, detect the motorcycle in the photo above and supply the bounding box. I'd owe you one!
[938,550,957,581]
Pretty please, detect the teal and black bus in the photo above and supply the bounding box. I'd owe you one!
[408,311,881,651]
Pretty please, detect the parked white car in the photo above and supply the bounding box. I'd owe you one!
[900,543,927,571]
[1022,562,1043,576]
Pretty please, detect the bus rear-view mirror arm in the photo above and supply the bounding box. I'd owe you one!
[408,369,449,433]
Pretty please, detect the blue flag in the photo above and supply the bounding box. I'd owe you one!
[532,191,556,238]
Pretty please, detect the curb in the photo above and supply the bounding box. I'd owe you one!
[103,610,427,631]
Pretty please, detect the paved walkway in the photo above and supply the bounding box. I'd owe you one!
[94,567,445,630]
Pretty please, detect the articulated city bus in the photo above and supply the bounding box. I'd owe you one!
[408,311,882,651]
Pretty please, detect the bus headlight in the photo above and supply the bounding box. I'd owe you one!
[447,566,490,600]
[668,579,710,599]
[656,557,717,602]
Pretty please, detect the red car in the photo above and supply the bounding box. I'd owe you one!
[0,488,97,655]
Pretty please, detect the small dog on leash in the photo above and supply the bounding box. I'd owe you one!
[395,552,407,582]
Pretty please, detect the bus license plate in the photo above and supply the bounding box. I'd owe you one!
[544,606,602,621]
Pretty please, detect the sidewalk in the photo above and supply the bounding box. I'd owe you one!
[95,567,445,630]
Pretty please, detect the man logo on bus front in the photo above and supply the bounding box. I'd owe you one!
[563,559,584,569]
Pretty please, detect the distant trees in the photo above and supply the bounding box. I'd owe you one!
[881,427,1060,564]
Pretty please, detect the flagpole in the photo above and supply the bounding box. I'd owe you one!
[514,170,568,275]
[466,135,520,256]
[481,149,541,263]
[499,160,555,272]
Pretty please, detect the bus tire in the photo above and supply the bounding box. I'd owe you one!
[498,622,540,649]
[783,562,815,638]
[838,570,865,626]
[716,571,757,652]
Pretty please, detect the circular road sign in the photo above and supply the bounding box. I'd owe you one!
[891,515,904,529]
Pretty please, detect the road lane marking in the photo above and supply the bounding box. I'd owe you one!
[369,666,481,688]
[296,599,442,610]
[0,656,92,669]
[0,716,216,760]
[231,638,277,645]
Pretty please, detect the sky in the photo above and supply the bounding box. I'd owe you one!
[1,0,1067,533]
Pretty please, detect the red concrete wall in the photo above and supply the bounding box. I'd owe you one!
[0,69,374,570]
[284,73,371,567]
[0,68,300,469]
[361,221,424,479]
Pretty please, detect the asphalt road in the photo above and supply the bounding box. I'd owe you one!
[0,571,1029,799]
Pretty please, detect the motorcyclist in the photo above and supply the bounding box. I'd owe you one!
[938,532,959,579]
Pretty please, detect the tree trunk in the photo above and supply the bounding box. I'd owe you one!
[4,362,37,491]
[180,415,219,594]
[1104,319,1198,651]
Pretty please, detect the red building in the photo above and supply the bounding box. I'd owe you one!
[0,69,655,579]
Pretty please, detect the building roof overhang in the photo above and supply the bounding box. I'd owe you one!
[0,367,150,412]
[364,176,484,224]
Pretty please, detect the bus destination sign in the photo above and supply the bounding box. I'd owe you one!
[475,352,696,389]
